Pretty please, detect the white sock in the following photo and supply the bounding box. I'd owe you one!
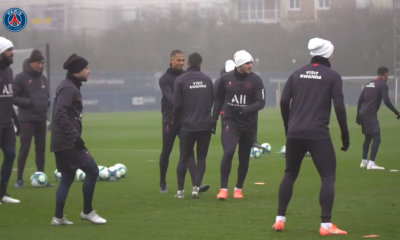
[368,160,375,166]
[234,187,241,191]
[221,188,227,191]
[362,159,368,163]
[321,223,332,229]
[276,216,286,223]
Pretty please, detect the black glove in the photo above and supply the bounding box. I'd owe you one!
[228,105,243,114]
[356,114,362,125]
[74,137,85,150]
[211,121,217,134]
[14,121,20,137]
[340,132,350,152]
[397,113,400,120]
[172,121,181,133]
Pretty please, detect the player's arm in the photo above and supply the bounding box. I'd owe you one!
[332,75,350,151]
[211,77,225,122]
[331,75,349,134]
[356,88,364,124]
[357,88,364,113]
[159,76,174,105]
[54,87,79,141]
[12,107,20,136]
[213,78,221,101]
[12,75,31,108]
[241,77,265,114]
[172,78,183,124]
[380,84,400,115]
[210,78,215,108]
[280,75,293,133]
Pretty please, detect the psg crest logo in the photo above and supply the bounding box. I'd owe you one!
[3,8,27,32]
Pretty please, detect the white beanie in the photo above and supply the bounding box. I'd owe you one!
[225,60,235,72]
[234,50,253,67]
[308,38,334,58]
[0,37,13,55]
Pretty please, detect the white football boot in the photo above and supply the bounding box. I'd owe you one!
[51,217,73,226]
[367,161,385,170]
[174,190,185,199]
[192,187,200,198]
[360,159,368,168]
[80,210,107,224]
[2,194,20,203]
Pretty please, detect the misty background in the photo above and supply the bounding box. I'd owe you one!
[0,0,397,111]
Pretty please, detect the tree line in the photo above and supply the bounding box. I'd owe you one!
[2,6,393,76]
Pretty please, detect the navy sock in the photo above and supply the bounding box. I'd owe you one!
[0,145,16,199]
[80,161,99,214]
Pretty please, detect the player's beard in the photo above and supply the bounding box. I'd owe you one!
[0,53,13,68]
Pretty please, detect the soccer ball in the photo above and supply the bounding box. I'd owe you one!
[76,169,86,182]
[54,169,62,181]
[108,166,122,181]
[114,163,127,178]
[250,147,261,158]
[261,143,272,154]
[305,151,311,157]
[98,166,110,181]
[281,146,286,156]
[30,172,48,187]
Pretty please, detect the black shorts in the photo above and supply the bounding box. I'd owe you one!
[0,126,16,147]
[55,147,94,175]
[359,112,380,134]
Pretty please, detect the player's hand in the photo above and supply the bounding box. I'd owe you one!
[14,121,20,137]
[356,115,362,125]
[228,105,243,114]
[74,137,85,150]
[340,132,350,152]
[211,121,217,134]
[397,113,400,120]
[172,121,181,133]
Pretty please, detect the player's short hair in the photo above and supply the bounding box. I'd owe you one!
[170,50,183,58]
[188,53,202,67]
[377,66,389,76]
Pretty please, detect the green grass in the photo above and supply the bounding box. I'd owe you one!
[1,107,399,239]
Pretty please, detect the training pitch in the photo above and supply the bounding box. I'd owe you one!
[1,107,399,239]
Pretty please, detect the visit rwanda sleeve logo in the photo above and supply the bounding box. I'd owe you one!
[3,8,27,32]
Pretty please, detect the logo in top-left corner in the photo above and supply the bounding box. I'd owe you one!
[3,8,27,32]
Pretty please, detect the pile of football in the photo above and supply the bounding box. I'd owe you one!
[53,163,127,183]
[250,143,272,158]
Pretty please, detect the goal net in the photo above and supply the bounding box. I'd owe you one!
[342,76,398,106]
[10,46,49,78]
[274,75,399,108]
[11,45,51,120]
